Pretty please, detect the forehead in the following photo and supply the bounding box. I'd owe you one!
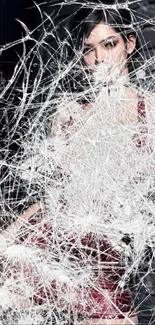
[85,23,119,44]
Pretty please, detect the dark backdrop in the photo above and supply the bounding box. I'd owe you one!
[1,0,155,80]
[0,1,155,324]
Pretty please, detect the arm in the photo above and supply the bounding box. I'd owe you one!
[83,315,138,324]
[0,203,41,244]
[0,203,42,310]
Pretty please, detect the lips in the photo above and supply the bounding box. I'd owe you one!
[92,62,122,84]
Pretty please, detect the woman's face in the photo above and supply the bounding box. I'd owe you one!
[83,23,136,79]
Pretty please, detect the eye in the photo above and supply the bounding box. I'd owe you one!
[102,40,118,49]
[83,47,94,55]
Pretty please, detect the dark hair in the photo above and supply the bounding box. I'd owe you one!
[70,7,140,74]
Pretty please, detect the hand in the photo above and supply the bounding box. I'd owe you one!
[0,203,41,245]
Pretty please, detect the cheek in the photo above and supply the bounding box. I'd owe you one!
[116,43,128,59]
[109,47,128,64]
[84,53,95,67]
[117,50,128,64]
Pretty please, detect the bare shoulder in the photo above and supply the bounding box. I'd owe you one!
[121,85,155,123]
[144,90,155,110]
[118,85,138,123]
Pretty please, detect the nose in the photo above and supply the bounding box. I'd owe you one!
[95,47,104,64]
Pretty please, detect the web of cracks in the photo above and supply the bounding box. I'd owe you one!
[0,1,155,324]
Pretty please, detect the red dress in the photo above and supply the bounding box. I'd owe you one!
[15,213,134,320]
[3,89,147,321]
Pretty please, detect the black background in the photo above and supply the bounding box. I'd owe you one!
[1,2,155,324]
[1,0,155,80]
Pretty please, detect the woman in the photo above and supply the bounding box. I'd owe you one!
[67,8,140,93]
[1,6,152,325]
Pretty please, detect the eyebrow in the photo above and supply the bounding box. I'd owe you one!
[84,35,118,47]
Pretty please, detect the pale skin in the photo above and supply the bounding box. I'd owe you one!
[82,317,138,324]
[0,23,144,324]
[83,23,136,76]
[83,22,140,125]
